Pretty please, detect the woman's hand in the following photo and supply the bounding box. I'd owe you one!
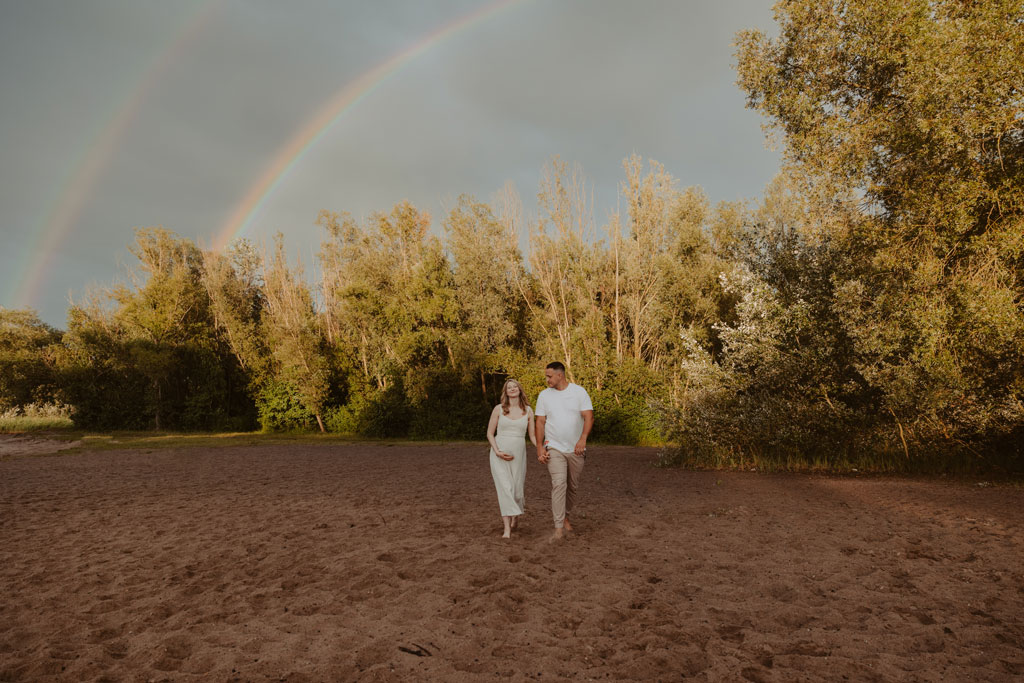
[496,450,515,461]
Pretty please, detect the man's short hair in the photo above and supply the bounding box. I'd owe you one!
[546,361,566,373]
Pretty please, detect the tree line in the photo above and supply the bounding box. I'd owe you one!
[2,0,1021,472]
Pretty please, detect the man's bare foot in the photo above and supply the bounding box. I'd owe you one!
[563,518,573,532]
[550,527,565,542]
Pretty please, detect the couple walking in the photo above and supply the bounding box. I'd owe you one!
[485,362,594,540]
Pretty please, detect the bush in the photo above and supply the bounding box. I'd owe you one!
[322,383,412,438]
[407,370,490,440]
[257,379,315,431]
[588,360,665,446]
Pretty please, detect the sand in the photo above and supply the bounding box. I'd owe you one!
[1,443,1022,681]
[0,434,81,458]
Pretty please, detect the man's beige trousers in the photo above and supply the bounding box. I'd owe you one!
[546,447,584,528]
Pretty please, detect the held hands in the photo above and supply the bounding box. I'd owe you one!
[537,446,549,464]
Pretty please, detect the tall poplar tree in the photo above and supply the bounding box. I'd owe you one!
[262,235,330,432]
[444,195,527,399]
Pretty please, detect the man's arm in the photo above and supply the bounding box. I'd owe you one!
[575,410,594,456]
[536,415,548,463]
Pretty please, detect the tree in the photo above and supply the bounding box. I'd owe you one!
[652,189,737,366]
[59,294,152,430]
[262,235,330,432]
[201,239,270,384]
[444,195,527,400]
[734,0,1024,460]
[318,209,394,390]
[319,202,458,391]
[616,155,676,362]
[613,156,730,368]
[58,229,254,431]
[114,228,217,430]
[0,308,63,411]
[529,157,610,387]
[737,0,1024,245]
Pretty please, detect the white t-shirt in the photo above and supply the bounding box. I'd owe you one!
[535,383,593,453]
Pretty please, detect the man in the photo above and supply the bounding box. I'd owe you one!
[535,361,594,540]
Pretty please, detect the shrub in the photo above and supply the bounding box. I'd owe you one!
[257,379,315,431]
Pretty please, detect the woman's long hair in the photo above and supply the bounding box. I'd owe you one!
[500,379,529,416]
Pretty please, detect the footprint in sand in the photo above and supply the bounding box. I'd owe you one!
[740,666,772,682]
[766,582,797,603]
[87,624,124,644]
[468,570,503,591]
[716,624,746,643]
[151,655,184,673]
[103,641,129,660]
[160,635,193,660]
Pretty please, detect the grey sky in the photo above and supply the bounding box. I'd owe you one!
[0,0,780,327]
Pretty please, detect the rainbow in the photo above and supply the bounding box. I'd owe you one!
[211,0,530,251]
[10,1,223,311]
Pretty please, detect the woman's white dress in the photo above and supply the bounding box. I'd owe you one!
[490,412,528,516]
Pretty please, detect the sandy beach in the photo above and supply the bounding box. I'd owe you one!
[1,442,1022,681]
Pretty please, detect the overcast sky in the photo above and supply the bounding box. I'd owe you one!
[0,0,780,327]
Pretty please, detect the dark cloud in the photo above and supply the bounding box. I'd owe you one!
[0,0,779,326]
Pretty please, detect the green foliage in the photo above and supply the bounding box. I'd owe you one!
[406,368,492,440]
[658,0,1024,472]
[445,196,531,388]
[588,360,664,446]
[257,379,315,432]
[58,229,257,432]
[323,383,411,438]
[59,303,151,430]
[0,402,74,433]
[263,234,330,432]
[201,240,272,390]
[0,308,63,410]
[736,0,1024,238]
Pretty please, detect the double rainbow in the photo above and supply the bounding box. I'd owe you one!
[10,1,223,310]
[13,0,528,312]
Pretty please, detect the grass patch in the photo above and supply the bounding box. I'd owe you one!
[0,416,75,433]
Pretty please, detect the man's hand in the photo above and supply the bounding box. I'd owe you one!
[576,410,593,457]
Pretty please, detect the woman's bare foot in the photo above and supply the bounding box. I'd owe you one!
[502,516,512,539]
[510,516,519,531]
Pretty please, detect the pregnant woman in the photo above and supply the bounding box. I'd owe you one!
[486,379,537,538]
